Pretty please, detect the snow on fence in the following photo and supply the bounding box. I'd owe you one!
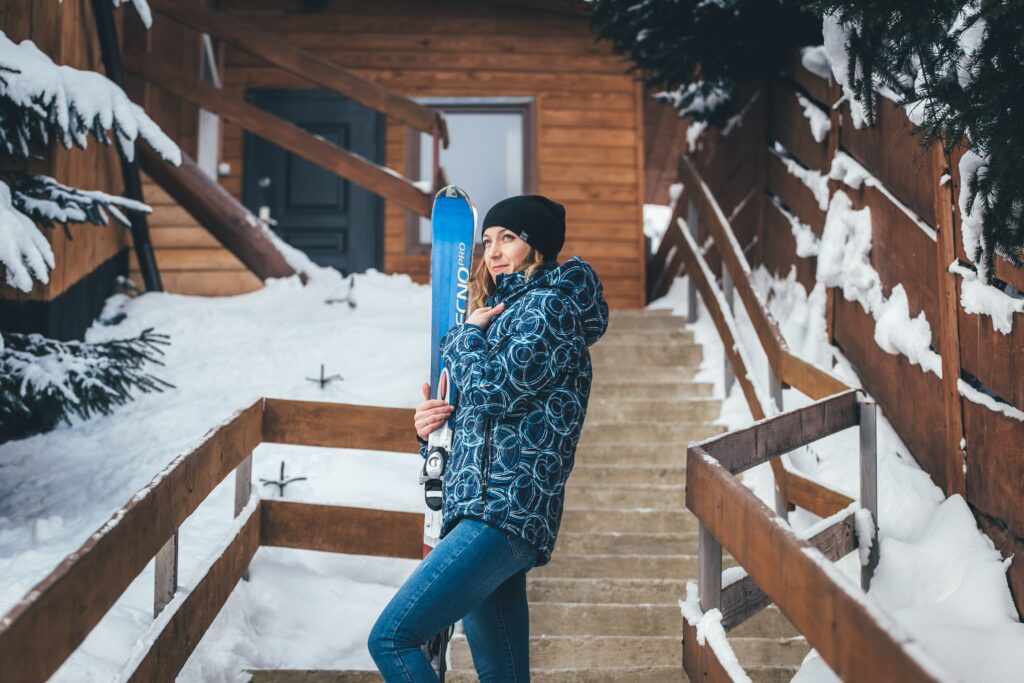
[649,49,1024,618]
[0,398,424,683]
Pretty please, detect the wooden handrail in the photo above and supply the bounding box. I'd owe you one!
[685,394,949,682]
[678,154,849,399]
[150,0,446,142]
[0,399,423,683]
[138,145,305,282]
[130,59,433,217]
[674,203,854,516]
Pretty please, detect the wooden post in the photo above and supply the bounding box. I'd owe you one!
[722,269,736,394]
[687,200,700,323]
[859,395,879,590]
[235,454,253,581]
[932,144,967,496]
[154,532,178,616]
[91,0,162,292]
[698,522,722,613]
[768,369,789,519]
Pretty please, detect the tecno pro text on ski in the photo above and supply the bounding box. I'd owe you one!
[419,185,476,679]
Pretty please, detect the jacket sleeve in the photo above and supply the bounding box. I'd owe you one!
[440,291,580,419]
[416,433,428,460]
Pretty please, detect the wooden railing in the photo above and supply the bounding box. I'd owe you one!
[136,0,448,217]
[656,153,854,519]
[685,390,951,682]
[0,399,425,683]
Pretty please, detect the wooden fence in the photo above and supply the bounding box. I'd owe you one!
[0,399,424,683]
[649,49,1024,618]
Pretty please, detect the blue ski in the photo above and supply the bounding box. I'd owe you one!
[419,185,476,680]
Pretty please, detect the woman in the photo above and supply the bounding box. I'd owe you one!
[368,195,609,682]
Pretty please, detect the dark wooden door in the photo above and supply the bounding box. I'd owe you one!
[242,88,384,274]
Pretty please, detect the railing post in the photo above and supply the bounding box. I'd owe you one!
[235,453,253,581]
[698,522,722,613]
[154,532,178,616]
[768,368,788,520]
[686,200,700,323]
[859,396,879,590]
[722,269,735,394]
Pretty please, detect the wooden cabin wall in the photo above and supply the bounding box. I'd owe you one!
[643,89,693,206]
[0,0,130,339]
[123,8,264,296]
[142,0,646,308]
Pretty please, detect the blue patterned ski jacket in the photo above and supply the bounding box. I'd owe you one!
[419,256,609,567]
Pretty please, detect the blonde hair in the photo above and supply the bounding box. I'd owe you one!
[469,247,548,312]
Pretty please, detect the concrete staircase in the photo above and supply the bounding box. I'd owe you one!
[248,309,809,682]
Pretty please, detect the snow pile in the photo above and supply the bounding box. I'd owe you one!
[680,582,752,683]
[0,180,53,291]
[0,32,180,163]
[800,46,833,81]
[796,92,831,143]
[948,262,1024,335]
[957,149,990,276]
[644,203,673,254]
[772,143,830,211]
[0,267,434,680]
[821,13,870,129]
[112,0,154,29]
[770,195,820,258]
[650,271,1024,682]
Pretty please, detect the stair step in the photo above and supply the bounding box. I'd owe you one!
[587,398,720,423]
[591,343,702,367]
[578,422,722,445]
[533,554,698,579]
[555,531,696,555]
[569,464,687,486]
[601,329,694,344]
[245,666,799,683]
[564,484,686,511]
[528,577,685,605]
[574,444,688,467]
[529,602,682,636]
[593,365,699,382]
[605,316,687,332]
[560,508,697,534]
[589,381,712,400]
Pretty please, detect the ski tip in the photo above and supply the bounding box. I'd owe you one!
[435,185,470,201]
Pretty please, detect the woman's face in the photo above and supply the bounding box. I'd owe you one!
[482,226,531,279]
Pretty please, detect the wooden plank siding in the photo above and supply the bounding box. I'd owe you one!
[0,0,130,305]
[132,0,647,307]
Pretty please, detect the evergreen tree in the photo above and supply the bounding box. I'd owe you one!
[0,0,181,442]
[808,1,1023,279]
[588,0,821,125]
[0,329,173,443]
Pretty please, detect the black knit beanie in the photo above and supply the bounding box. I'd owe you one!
[481,195,566,261]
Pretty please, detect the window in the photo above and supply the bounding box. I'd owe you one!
[406,98,536,254]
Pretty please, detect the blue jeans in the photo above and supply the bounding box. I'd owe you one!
[368,517,538,682]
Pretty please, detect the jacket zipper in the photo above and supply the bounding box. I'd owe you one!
[481,416,492,504]
[480,333,509,505]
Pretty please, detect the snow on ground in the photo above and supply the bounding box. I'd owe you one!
[648,263,1024,682]
[0,266,431,680]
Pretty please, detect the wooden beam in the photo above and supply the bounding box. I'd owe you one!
[932,144,966,497]
[150,0,443,138]
[260,500,422,560]
[679,154,787,371]
[785,470,855,518]
[262,398,418,453]
[0,400,263,683]
[781,352,850,401]
[126,503,261,682]
[687,450,948,682]
[138,146,301,282]
[130,60,433,216]
[720,510,858,631]
[682,618,739,683]
[698,389,860,475]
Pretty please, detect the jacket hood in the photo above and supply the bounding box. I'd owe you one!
[490,256,609,346]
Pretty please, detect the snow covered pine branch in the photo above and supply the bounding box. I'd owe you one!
[0,29,180,293]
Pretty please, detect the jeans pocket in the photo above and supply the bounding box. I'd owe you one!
[505,531,537,564]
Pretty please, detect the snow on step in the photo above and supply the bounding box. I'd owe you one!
[569,463,686,486]
[556,531,696,555]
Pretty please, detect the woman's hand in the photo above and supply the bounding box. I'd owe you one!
[466,302,505,331]
[415,381,454,441]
